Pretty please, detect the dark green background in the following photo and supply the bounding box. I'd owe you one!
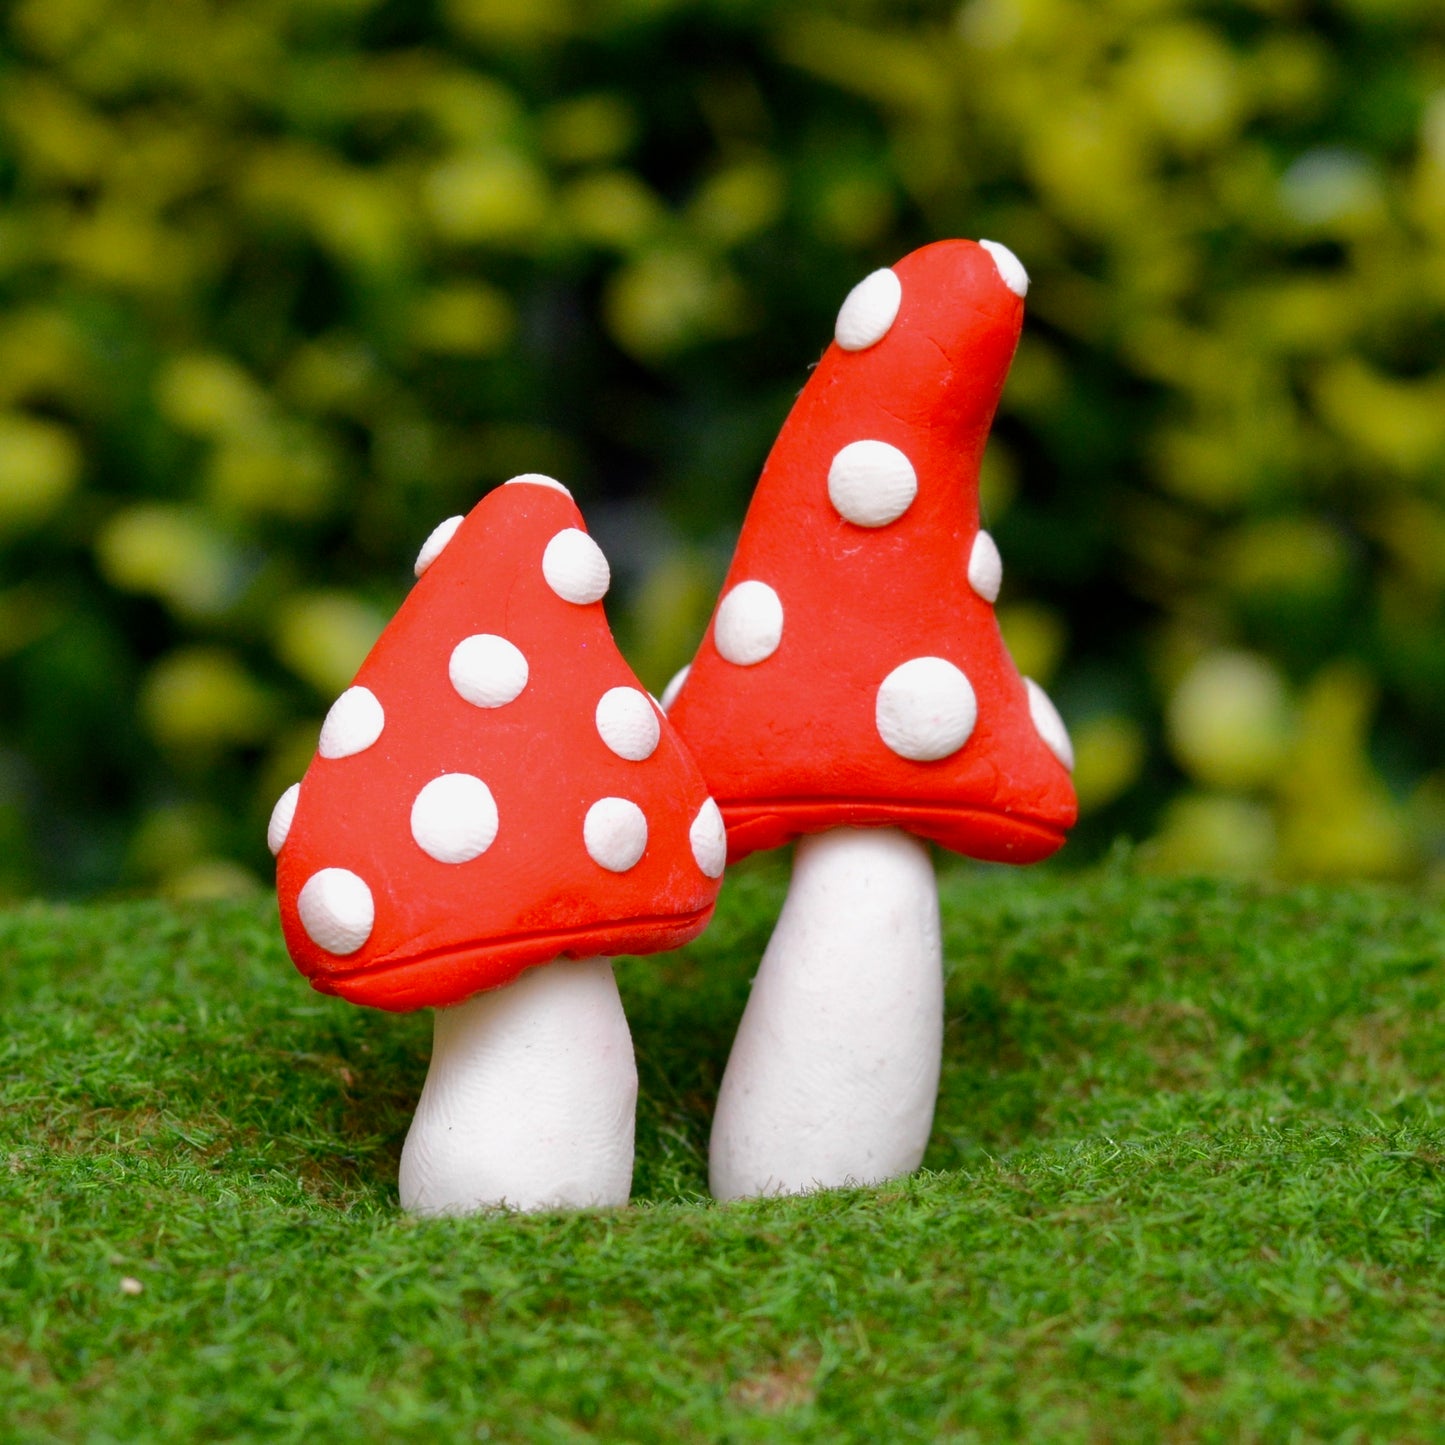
[1,0,1442,897]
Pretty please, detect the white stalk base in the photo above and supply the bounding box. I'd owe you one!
[399,955,637,1215]
[709,827,944,1201]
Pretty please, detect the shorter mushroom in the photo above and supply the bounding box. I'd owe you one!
[666,240,1077,1199]
[271,476,725,1213]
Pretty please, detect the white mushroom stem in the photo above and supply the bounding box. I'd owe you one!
[709,827,944,1201]
[398,955,637,1215]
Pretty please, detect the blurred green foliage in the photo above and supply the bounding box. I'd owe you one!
[0,0,1442,898]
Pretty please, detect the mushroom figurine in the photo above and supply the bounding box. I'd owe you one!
[664,240,1078,1200]
[269,476,726,1214]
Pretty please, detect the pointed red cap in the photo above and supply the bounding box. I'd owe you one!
[271,477,726,1012]
[666,239,1077,865]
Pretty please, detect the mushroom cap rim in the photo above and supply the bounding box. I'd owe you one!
[302,903,717,1012]
[713,797,1072,868]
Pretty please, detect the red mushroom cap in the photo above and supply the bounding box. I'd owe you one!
[666,239,1077,865]
[271,477,726,1012]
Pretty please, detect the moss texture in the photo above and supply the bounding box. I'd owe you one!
[3,861,1444,1439]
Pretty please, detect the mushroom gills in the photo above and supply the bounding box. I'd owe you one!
[399,955,637,1214]
[709,826,944,1200]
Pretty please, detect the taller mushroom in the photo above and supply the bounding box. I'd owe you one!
[666,239,1078,1199]
[272,477,725,1214]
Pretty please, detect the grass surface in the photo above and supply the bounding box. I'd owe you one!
[3,860,1445,1441]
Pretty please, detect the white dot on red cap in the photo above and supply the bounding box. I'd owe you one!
[584,797,648,873]
[318,686,384,759]
[1026,678,1074,771]
[828,440,918,528]
[968,531,1003,603]
[835,268,902,351]
[690,799,727,879]
[414,516,463,578]
[297,868,374,955]
[411,773,499,864]
[543,528,610,604]
[450,634,528,709]
[267,783,300,856]
[876,658,977,762]
[660,664,690,712]
[595,687,660,761]
[978,239,1029,298]
[504,473,573,497]
[714,581,783,666]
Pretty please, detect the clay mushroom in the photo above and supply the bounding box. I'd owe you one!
[665,240,1077,1200]
[269,476,726,1214]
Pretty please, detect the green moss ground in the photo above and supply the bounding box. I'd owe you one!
[3,861,1444,1442]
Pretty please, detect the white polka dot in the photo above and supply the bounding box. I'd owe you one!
[876,658,977,762]
[835,268,902,351]
[714,581,783,667]
[968,530,1003,603]
[595,687,660,761]
[504,473,572,497]
[660,664,690,711]
[410,773,499,864]
[267,783,300,856]
[584,797,648,873]
[449,634,529,709]
[1026,678,1074,771]
[543,528,610,604]
[297,868,374,956]
[689,799,727,879]
[414,515,463,578]
[318,686,384,759]
[979,239,1029,298]
[828,440,918,528]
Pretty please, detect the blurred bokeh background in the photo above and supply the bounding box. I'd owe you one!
[0,0,1442,900]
